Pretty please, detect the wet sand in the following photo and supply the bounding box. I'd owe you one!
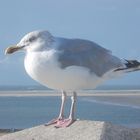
[0,90,140,106]
[0,90,140,110]
[0,90,140,96]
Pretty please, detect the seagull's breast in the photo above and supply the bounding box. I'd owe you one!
[24,50,60,86]
[24,50,104,90]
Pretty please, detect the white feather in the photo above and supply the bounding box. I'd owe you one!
[24,50,104,91]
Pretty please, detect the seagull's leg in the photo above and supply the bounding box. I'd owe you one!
[58,90,67,120]
[68,91,77,122]
[55,91,77,128]
[45,91,66,126]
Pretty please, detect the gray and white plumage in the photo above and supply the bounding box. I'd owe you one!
[57,38,123,76]
[5,30,139,90]
[5,30,140,127]
[23,31,123,90]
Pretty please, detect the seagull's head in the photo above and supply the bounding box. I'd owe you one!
[5,30,54,54]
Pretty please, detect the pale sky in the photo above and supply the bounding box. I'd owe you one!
[0,0,140,86]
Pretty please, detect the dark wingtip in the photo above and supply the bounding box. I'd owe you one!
[114,59,140,72]
[125,60,140,68]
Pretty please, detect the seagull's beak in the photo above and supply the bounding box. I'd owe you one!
[5,45,23,55]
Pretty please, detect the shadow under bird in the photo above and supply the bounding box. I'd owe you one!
[5,30,140,127]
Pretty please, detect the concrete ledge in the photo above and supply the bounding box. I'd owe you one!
[0,120,140,140]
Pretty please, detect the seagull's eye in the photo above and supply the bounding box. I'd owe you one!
[28,36,36,42]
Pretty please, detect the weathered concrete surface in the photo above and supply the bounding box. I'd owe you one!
[0,120,139,140]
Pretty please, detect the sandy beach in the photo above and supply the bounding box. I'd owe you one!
[0,90,140,107]
[0,90,140,96]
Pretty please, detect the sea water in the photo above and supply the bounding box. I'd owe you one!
[0,95,140,129]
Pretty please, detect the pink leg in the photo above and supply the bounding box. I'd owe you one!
[55,91,77,128]
[45,91,66,126]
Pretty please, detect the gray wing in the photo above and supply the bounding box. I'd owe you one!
[57,38,123,76]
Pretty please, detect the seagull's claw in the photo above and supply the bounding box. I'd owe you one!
[44,118,64,126]
[55,118,76,128]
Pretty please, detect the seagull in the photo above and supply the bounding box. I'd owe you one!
[5,30,140,128]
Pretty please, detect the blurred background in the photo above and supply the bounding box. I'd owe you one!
[0,0,140,87]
